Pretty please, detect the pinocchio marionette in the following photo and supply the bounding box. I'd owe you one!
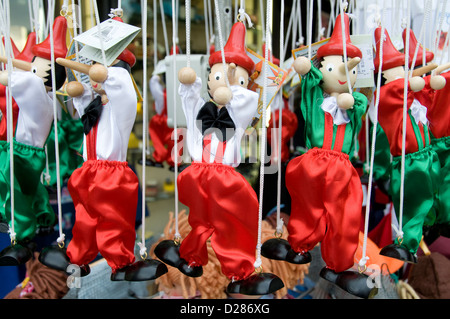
[0,17,68,266]
[154,21,284,296]
[373,27,442,265]
[262,13,375,299]
[39,17,168,282]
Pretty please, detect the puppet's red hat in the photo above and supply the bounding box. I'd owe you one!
[32,16,67,60]
[402,28,434,68]
[262,43,280,66]
[16,32,37,62]
[112,16,136,67]
[373,27,405,72]
[209,22,255,74]
[2,36,20,58]
[316,13,362,60]
[170,45,180,55]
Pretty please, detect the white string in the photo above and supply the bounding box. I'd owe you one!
[259,0,265,43]
[92,0,107,66]
[185,0,191,67]
[139,0,148,259]
[307,0,314,60]
[171,0,180,241]
[398,0,412,241]
[255,0,272,270]
[1,0,16,243]
[409,0,433,78]
[339,0,352,94]
[47,0,65,246]
[153,0,158,67]
[360,0,387,269]
[434,0,448,66]
[159,0,169,55]
[214,0,230,89]
[282,0,297,59]
[275,0,285,235]
[297,0,303,46]
[203,0,210,55]
[327,0,335,38]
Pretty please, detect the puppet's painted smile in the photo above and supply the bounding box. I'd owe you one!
[338,80,347,85]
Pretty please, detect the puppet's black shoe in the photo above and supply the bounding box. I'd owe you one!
[154,239,203,277]
[124,259,168,281]
[335,271,378,299]
[286,249,312,264]
[0,243,33,266]
[227,273,284,296]
[319,267,340,284]
[380,244,417,263]
[261,238,291,261]
[39,245,70,271]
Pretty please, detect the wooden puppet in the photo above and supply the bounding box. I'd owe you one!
[39,17,168,282]
[154,21,284,296]
[0,17,68,266]
[262,13,374,299]
[372,27,441,265]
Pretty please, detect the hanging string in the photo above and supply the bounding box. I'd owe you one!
[275,0,285,236]
[297,0,303,46]
[327,0,335,38]
[203,0,210,55]
[409,0,432,78]
[255,0,272,271]
[91,0,107,66]
[339,0,352,95]
[307,0,314,60]
[171,0,180,242]
[138,0,149,259]
[185,0,191,67]
[397,0,412,243]
[259,0,265,43]
[282,0,296,58]
[214,0,231,89]
[1,0,16,244]
[360,0,387,271]
[159,0,169,56]
[434,0,448,66]
[47,0,66,247]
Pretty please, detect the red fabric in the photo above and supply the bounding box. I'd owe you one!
[285,148,363,272]
[148,114,183,167]
[0,85,19,141]
[426,72,450,138]
[66,160,138,272]
[377,79,428,156]
[177,162,259,281]
[267,108,298,162]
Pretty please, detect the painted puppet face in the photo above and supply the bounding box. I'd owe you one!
[381,66,405,84]
[207,62,249,98]
[30,57,52,91]
[319,55,358,95]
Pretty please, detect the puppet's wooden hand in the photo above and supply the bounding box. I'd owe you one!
[0,71,8,86]
[409,76,425,92]
[66,81,85,97]
[178,67,197,85]
[337,93,354,110]
[293,56,311,76]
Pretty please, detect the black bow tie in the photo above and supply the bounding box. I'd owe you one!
[81,95,103,135]
[196,101,236,142]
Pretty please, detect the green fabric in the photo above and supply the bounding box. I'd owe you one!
[45,117,84,187]
[389,146,440,254]
[431,135,450,226]
[371,124,391,182]
[300,63,367,155]
[0,140,55,241]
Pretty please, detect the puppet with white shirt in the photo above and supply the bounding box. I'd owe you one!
[154,21,284,296]
[38,17,167,282]
[0,17,68,266]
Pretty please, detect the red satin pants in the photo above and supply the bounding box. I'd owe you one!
[285,148,363,272]
[66,160,138,272]
[177,162,259,281]
[149,114,180,167]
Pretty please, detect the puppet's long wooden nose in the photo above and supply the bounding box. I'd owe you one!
[0,56,32,72]
[56,57,92,75]
[339,57,361,74]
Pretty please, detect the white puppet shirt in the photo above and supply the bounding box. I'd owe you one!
[11,71,54,148]
[179,77,258,167]
[72,66,137,162]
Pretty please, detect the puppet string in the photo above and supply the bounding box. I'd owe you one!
[213,0,230,89]
[91,0,107,66]
[360,0,387,269]
[339,0,352,94]
[255,0,272,270]
[409,0,432,78]
[307,0,314,60]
